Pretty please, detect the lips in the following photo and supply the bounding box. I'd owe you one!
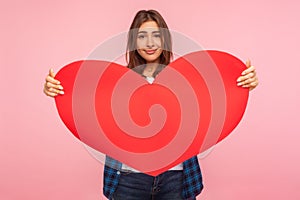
[145,49,157,55]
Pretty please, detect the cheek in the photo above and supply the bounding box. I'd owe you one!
[137,49,144,57]
[156,49,163,56]
[152,39,161,48]
[136,39,146,49]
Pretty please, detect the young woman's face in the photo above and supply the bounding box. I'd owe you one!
[136,21,163,64]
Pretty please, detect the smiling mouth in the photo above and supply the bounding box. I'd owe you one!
[144,49,157,55]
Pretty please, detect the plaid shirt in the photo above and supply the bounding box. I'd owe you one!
[103,156,203,199]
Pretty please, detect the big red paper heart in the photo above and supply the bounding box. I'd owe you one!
[55,50,249,176]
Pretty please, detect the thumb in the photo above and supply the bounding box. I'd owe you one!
[49,68,56,77]
[246,59,251,68]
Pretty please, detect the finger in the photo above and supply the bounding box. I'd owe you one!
[46,75,61,85]
[43,88,58,97]
[52,88,64,95]
[237,72,255,83]
[47,86,64,95]
[45,81,64,90]
[242,80,258,90]
[242,65,256,75]
[241,78,258,87]
[243,77,256,85]
[46,92,58,97]
[237,75,258,86]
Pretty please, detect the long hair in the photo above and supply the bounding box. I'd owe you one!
[126,10,173,77]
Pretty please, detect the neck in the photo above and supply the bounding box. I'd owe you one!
[143,62,159,77]
[146,62,159,70]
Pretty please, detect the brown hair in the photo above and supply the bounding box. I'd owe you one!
[126,10,173,77]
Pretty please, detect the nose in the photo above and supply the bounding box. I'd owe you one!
[146,36,154,48]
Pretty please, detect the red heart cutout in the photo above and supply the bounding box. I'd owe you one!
[55,50,248,176]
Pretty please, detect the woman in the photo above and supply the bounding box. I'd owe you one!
[44,10,258,200]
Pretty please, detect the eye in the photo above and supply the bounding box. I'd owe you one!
[138,35,145,39]
[153,34,161,38]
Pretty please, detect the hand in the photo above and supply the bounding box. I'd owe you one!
[43,69,64,97]
[237,60,259,91]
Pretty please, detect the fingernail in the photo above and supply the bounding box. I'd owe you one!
[237,82,242,86]
[60,91,64,95]
[242,71,246,75]
[58,86,63,89]
[237,77,241,82]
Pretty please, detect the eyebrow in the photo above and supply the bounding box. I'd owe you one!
[137,30,160,34]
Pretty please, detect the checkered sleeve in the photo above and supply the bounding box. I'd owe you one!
[182,156,204,199]
[103,156,122,199]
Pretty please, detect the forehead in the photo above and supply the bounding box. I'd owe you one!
[138,21,159,32]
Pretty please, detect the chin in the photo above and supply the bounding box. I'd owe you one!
[143,54,162,63]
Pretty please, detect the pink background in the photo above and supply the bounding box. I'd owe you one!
[1,0,299,199]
